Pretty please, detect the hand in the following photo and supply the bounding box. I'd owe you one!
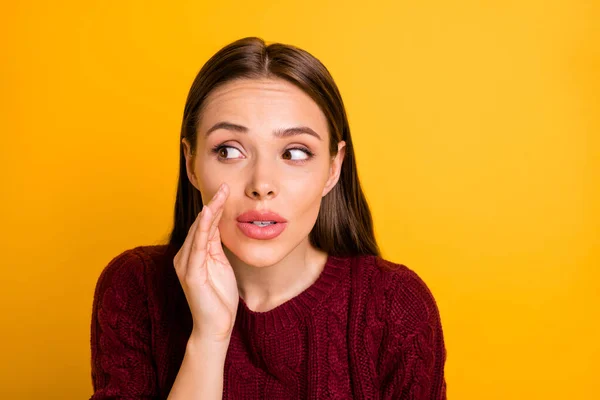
[173,182,239,343]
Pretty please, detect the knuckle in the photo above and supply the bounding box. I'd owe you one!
[184,273,200,287]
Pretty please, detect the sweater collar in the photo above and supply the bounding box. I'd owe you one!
[235,254,353,335]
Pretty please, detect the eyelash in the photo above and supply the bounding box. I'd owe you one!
[210,144,315,164]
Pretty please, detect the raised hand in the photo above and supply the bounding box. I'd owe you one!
[173,182,239,343]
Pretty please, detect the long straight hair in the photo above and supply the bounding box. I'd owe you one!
[165,37,380,258]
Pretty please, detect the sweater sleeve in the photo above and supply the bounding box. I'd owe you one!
[89,248,159,399]
[379,268,447,400]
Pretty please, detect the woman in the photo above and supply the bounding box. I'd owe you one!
[90,36,447,399]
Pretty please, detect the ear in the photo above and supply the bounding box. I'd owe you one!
[322,141,346,197]
[181,138,199,190]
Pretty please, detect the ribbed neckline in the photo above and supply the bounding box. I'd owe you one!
[235,254,352,336]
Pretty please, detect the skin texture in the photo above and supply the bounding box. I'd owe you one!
[182,77,346,312]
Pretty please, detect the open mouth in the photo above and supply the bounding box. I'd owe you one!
[251,221,277,227]
[237,221,287,240]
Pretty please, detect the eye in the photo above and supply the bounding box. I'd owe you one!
[282,147,314,162]
[212,145,243,160]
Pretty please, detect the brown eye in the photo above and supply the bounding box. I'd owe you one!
[283,148,311,161]
[213,145,243,159]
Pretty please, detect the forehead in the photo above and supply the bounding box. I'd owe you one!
[199,78,328,131]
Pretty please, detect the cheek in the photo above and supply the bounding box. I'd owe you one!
[294,159,329,187]
[196,160,231,203]
[283,176,325,219]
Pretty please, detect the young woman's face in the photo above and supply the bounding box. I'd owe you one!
[182,78,346,268]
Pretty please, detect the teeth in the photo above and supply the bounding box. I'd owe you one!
[251,221,276,226]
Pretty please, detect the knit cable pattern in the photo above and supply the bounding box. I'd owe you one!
[89,247,447,399]
[377,261,447,400]
[90,249,159,399]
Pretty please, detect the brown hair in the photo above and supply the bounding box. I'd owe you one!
[165,36,380,257]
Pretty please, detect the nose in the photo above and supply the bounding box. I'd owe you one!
[244,157,278,200]
[248,187,275,200]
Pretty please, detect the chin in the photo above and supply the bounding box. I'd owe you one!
[222,242,285,268]
[220,220,309,268]
[237,245,285,268]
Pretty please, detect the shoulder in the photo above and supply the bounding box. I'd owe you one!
[93,244,173,298]
[357,255,442,331]
[361,256,448,397]
[380,256,440,318]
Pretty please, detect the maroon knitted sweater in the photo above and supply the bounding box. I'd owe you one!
[89,244,446,399]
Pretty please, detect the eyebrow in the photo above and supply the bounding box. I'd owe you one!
[205,121,322,141]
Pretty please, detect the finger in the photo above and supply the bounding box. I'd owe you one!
[208,190,228,238]
[174,209,203,277]
[187,204,213,283]
[177,183,228,277]
[208,202,226,244]
[208,207,223,242]
[207,184,229,241]
[208,224,227,263]
[206,183,226,214]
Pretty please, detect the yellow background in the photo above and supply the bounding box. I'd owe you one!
[1,0,598,398]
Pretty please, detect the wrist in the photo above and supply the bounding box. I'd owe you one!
[190,326,233,345]
[187,332,231,355]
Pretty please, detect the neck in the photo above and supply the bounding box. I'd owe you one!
[222,238,328,312]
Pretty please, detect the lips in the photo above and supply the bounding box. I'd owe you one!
[236,209,288,240]
[236,210,287,223]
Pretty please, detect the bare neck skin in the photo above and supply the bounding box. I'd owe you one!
[223,238,329,312]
